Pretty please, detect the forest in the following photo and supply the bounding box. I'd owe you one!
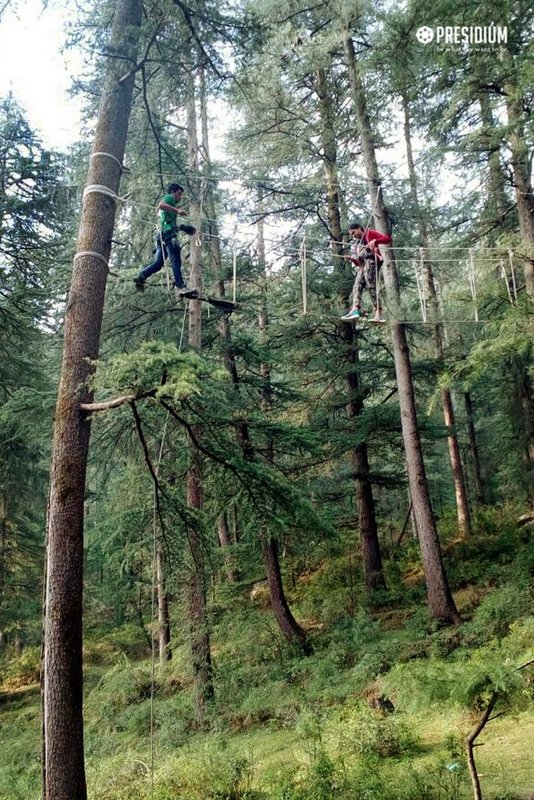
[0,0,533,798]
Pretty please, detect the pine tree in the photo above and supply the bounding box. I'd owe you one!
[43,2,143,796]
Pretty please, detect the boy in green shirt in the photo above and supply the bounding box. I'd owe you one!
[134,182,194,292]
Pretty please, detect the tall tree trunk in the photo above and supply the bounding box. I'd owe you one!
[0,497,7,610]
[464,392,486,506]
[401,88,471,537]
[315,67,385,592]
[186,460,214,715]
[156,544,171,664]
[344,33,460,624]
[514,365,534,507]
[477,89,510,237]
[185,64,214,719]
[42,3,142,797]
[257,208,311,650]
[261,536,310,652]
[217,513,239,583]
[501,48,534,299]
[199,66,242,584]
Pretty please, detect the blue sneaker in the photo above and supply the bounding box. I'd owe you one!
[341,308,362,321]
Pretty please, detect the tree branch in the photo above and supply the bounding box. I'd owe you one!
[80,389,157,413]
[129,401,166,534]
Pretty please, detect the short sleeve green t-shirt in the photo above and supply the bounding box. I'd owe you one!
[160,194,178,233]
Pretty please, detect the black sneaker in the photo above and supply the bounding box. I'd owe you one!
[134,277,145,292]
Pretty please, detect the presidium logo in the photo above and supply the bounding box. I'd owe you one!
[416,24,508,46]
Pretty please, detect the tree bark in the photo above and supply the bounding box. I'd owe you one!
[257,205,311,650]
[516,366,534,507]
[184,64,215,719]
[464,392,486,507]
[261,536,310,652]
[217,513,239,583]
[401,88,471,537]
[42,3,142,798]
[202,72,306,645]
[0,497,7,610]
[315,66,385,592]
[501,47,534,299]
[156,544,172,664]
[477,89,510,237]
[344,32,460,624]
[465,692,498,800]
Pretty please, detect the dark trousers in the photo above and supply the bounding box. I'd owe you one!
[138,234,184,287]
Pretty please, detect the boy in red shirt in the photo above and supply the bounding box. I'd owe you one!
[341,221,392,322]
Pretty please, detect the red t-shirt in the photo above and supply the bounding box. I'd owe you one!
[363,229,392,261]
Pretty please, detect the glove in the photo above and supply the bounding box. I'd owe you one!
[179,224,197,236]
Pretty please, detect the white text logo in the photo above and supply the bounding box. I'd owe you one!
[416,25,508,46]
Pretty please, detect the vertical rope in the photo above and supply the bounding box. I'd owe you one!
[232,244,237,303]
[435,279,449,346]
[468,249,479,322]
[162,233,171,293]
[413,256,426,322]
[501,258,514,305]
[419,247,427,322]
[300,236,307,314]
[508,250,518,303]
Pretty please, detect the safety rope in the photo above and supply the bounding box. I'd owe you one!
[508,250,518,303]
[73,250,108,267]
[82,184,122,203]
[300,236,307,314]
[501,258,514,305]
[467,249,479,322]
[90,151,125,172]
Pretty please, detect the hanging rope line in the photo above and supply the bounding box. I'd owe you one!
[232,235,237,304]
[300,236,307,314]
[467,248,479,322]
[508,250,518,303]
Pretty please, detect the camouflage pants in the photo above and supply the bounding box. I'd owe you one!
[352,259,381,309]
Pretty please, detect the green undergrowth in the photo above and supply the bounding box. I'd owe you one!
[0,507,533,799]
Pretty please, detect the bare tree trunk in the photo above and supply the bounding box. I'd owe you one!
[501,47,534,299]
[315,66,385,592]
[217,513,238,583]
[401,88,471,537]
[465,692,498,800]
[184,64,214,719]
[344,32,460,624]
[186,460,214,717]
[464,393,486,507]
[478,89,510,237]
[0,497,7,610]
[156,544,171,664]
[257,208,311,650]
[199,67,241,585]
[516,366,534,507]
[42,3,142,797]
[261,536,310,652]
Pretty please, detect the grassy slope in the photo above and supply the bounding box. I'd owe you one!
[1,510,533,800]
